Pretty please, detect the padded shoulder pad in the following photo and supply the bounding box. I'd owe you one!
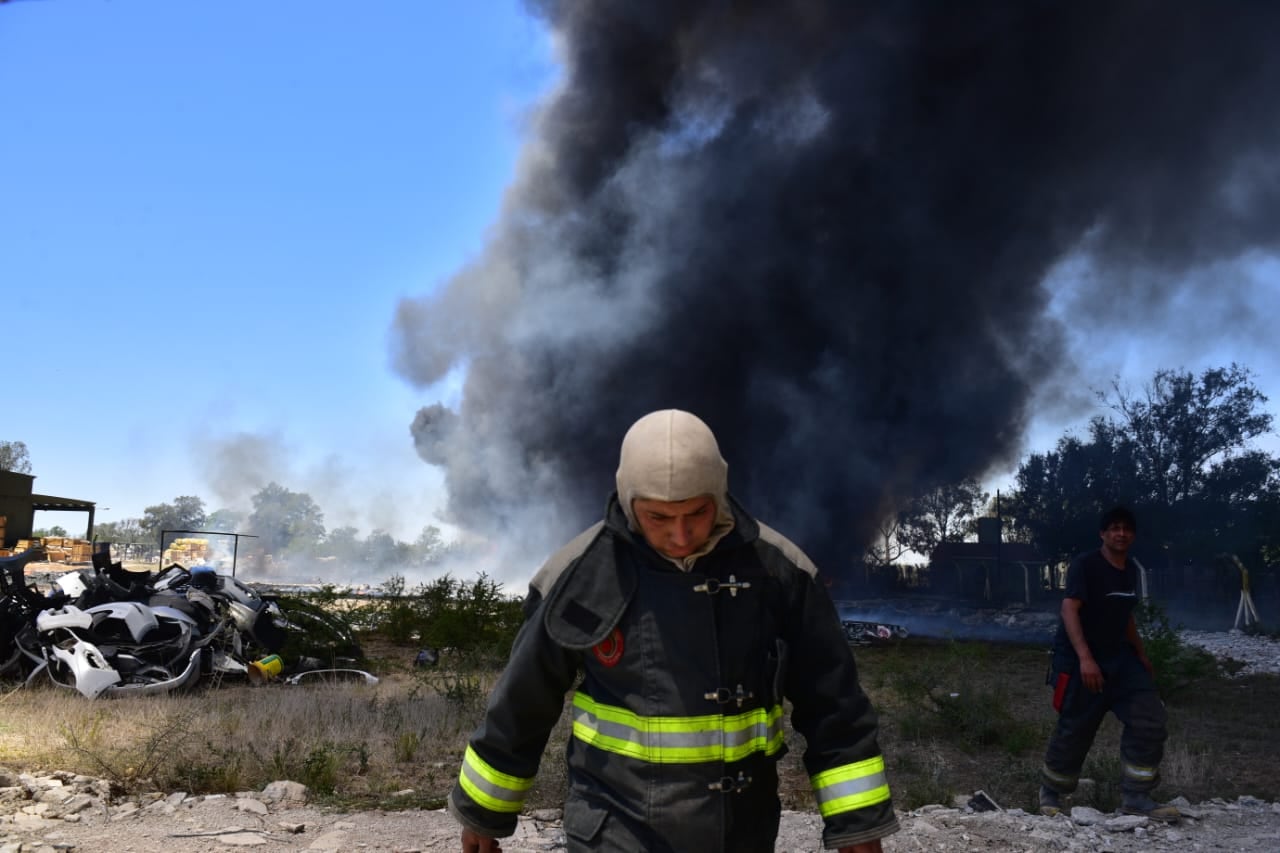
[756,521,819,578]
[543,534,636,650]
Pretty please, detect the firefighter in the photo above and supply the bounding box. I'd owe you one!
[1039,506,1179,822]
[449,409,898,852]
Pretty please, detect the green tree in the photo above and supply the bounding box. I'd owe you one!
[899,477,990,559]
[412,524,446,564]
[1003,421,1136,567]
[141,496,208,544]
[33,525,68,538]
[94,518,146,543]
[204,508,247,532]
[247,482,325,556]
[416,573,523,658]
[1007,364,1278,567]
[0,440,32,474]
[363,529,411,569]
[1103,365,1271,504]
[322,525,363,563]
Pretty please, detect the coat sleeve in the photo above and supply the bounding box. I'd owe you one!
[448,590,581,839]
[783,574,899,848]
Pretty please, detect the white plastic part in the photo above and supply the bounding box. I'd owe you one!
[101,650,203,698]
[226,601,257,632]
[55,572,89,598]
[36,606,93,632]
[284,669,380,687]
[149,605,199,627]
[86,601,159,643]
[49,639,121,698]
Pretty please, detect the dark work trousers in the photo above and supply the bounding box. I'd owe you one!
[1041,650,1168,795]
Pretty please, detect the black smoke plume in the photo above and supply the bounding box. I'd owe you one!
[392,1,1280,572]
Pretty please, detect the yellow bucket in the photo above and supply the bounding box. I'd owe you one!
[247,654,283,685]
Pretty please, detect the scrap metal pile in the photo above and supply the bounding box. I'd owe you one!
[0,548,369,698]
[842,620,910,645]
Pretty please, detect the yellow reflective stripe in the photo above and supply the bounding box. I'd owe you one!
[571,691,786,764]
[458,745,534,814]
[811,755,891,817]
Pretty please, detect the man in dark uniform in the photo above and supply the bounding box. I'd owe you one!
[1039,506,1179,821]
[448,409,898,852]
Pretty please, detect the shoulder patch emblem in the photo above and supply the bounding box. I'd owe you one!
[592,627,625,667]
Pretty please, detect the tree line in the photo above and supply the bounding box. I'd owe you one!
[865,363,1279,575]
[6,362,1278,576]
[93,485,453,571]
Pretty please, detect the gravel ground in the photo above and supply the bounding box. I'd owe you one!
[1178,629,1280,676]
[5,781,1280,853]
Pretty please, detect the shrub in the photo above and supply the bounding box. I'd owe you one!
[1136,601,1222,696]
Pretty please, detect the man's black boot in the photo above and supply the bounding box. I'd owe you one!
[1038,785,1063,817]
[1120,792,1180,823]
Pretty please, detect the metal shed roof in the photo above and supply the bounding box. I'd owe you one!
[30,494,97,511]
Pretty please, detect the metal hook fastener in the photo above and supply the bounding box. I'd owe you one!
[693,574,752,598]
[708,771,753,793]
[703,684,754,708]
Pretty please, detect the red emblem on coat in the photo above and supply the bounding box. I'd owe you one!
[592,627,625,667]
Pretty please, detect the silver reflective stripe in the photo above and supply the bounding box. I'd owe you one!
[1123,762,1157,781]
[571,695,785,763]
[813,768,889,806]
[458,748,530,813]
[1041,765,1077,786]
[461,762,523,807]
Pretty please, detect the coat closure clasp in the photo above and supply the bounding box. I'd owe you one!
[705,683,754,708]
[708,771,753,793]
[693,574,751,598]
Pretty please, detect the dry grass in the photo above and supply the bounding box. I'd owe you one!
[1,636,1276,815]
[851,639,1280,813]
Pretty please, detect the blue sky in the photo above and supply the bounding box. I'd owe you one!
[3,1,1277,548]
[1,1,553,539]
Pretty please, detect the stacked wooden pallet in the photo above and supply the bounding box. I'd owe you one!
[36,537,94,564]
[162,537,210,566]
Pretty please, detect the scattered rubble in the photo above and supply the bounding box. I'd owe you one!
[1179,629,1280,676]
[3,766,1280,852]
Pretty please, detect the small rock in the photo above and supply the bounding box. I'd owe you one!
[1070,806,1105,826]
[217,830,270,846]
[915,804,954,814]
[236,798,269,815]
[1103,814,1149,832]
[260,781,309,806]
[306,829,350,850]
[109,802,140,821]
[60,794,95,815]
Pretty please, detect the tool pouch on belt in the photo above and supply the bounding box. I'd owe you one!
[1044,650,1070,712]
[1051,672,1070,712]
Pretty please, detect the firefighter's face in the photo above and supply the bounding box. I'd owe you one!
[1100,521,1135,555]
[632,494,718,559]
